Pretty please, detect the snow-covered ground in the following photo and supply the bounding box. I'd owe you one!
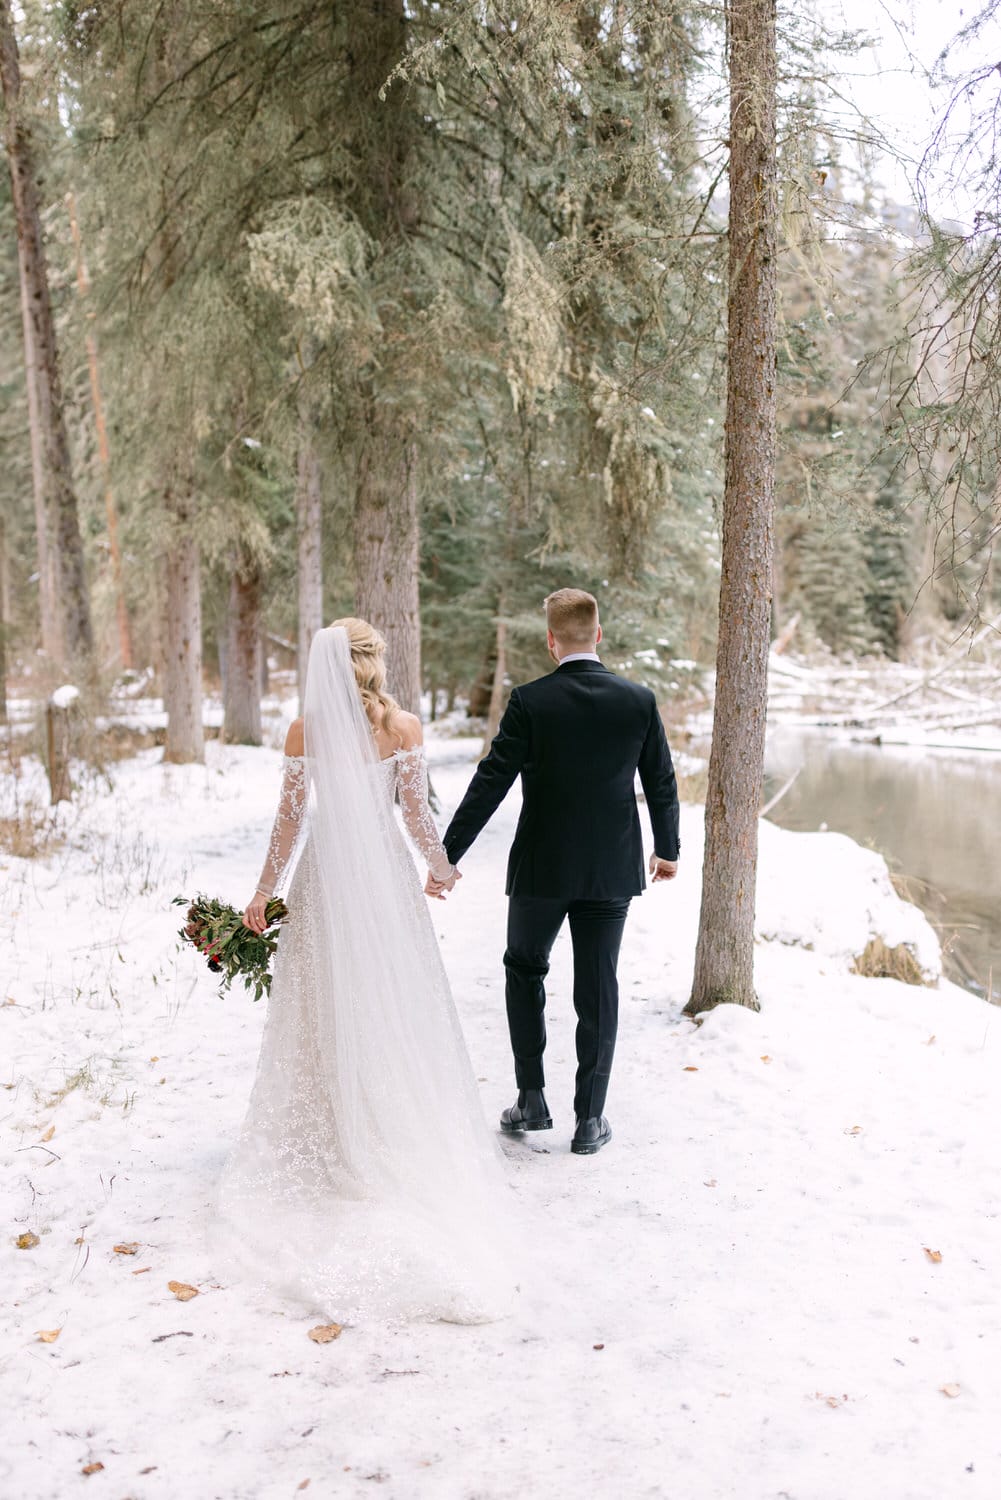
[3,732,999,1500]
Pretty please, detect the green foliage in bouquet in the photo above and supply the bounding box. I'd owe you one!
[173,894,289,1000]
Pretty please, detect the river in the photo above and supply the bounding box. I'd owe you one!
[762,726,1001,1003]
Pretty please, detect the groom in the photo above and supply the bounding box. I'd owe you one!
[432,588,680,1155]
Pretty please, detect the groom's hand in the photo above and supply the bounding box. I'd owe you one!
[650,854,678,883]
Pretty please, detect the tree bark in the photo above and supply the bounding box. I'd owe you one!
[346,0,423,718]
[685,0,777,1016]
[67,189,133,670]
[222,556,263,745]
[354,405,421,714]
[296,405,323,711]
[162,485,204,764]
[17,247,57,657]
[0,1,92,667]
[480,606,508,755]
[45,695,73,804]
[467,643,495,718]
[0,512,7,722]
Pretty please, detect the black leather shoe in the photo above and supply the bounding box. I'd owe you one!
[571,1115,612,1155]
[500,1089,553,1133]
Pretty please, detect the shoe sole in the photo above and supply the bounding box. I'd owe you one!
[499,1118,553,1133]
[571,1129,612,1155]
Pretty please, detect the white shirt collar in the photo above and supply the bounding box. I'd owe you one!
[557,652,601,665]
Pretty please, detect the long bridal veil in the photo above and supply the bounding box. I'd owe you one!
[214,626,514,1324]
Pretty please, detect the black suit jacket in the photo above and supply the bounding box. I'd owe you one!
[443,659,680,900]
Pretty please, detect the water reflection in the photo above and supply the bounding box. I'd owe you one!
[763,727,1001,1003]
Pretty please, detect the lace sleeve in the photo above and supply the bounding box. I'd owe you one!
[395,747,453,881]
[256,756,308,897]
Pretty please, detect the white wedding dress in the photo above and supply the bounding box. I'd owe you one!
[214,628,514,1325]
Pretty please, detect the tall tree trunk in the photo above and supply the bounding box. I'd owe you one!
[162,483,204,764]
[67,189,133,670]
[685,0,777,1017]
[480,604,508,754]
[354,405,421,714]
[222,556,263,745]
[0,1,92,667]
[347,0,422,718]
[467,642,495,718]
[146,13,204,758]
[17,258,58,657]
[0,512,7,722]
[296,404,323,710]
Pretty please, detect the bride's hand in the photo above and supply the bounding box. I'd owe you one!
[243,891,270,933]
[425,867,461,900]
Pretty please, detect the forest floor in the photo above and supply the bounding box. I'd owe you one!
[3,719,1000,1500]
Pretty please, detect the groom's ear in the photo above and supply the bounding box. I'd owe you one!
[596,623,603,645]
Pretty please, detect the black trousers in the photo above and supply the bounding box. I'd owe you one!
[503,895,631,1120]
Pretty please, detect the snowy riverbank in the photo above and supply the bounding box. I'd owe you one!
[3,733,999,1500]
[764,644,1001,755]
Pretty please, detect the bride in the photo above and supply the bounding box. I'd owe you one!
[215,620,514,1324]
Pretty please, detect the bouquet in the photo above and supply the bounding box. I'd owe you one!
[173,894,288,1000]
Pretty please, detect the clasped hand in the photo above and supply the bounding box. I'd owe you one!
[424,866,461,900]
[649,853,678,883]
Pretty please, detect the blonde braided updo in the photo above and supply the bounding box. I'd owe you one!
[329,617,402,746]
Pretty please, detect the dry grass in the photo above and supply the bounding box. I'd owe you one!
[852,937,927,986]
[0,799,63,859]
[675,762,709,803]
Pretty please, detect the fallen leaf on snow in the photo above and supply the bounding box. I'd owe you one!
[15,1232,40,1250]
[40,1125,55,1142]
[760,1055,772,1064]
[924,1035,936,1046]
[682,1066,699,1072]
[307,1323,343,1344]
[167,1280,199,1302]
[923,1248,943,1264]
[592,1343,605,1351]
[132,1267,152,1275]
[940,1383,961,1398]
[36,1328,61,1343]
[114,1242,140,1256]
[844,1126,862,1136]
[297,1483,310,1492]
[81,1462,104,1476]
[703,1178,717,1187]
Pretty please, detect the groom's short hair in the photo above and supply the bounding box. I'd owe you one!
[545,588,599,647]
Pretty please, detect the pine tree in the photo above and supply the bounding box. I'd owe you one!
[796,520,870,655]
[687,0,777,1017]
[1,0,92,669]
